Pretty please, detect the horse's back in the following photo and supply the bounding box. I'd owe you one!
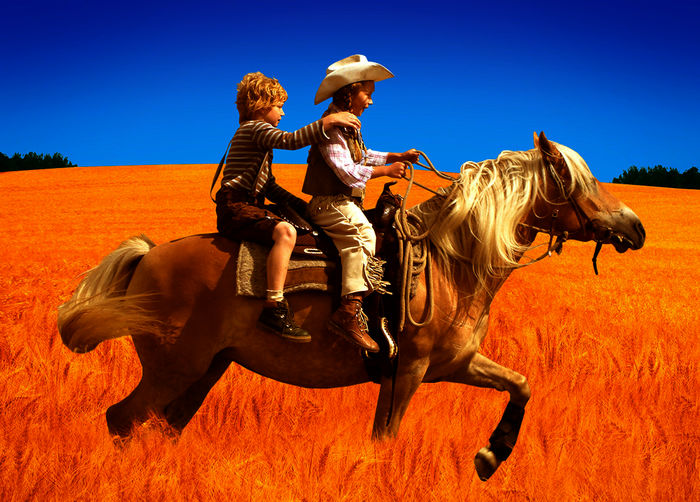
[131,233,236,289]
[127,233,372,389]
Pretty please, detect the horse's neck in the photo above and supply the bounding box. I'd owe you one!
[425,247,505,327]
[410,181,539,303]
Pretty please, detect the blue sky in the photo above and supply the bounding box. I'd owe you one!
[1,0,698,181]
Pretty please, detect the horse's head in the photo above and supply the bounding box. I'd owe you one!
[529,132,646,254]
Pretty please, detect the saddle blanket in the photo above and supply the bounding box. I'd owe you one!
[236,241,338,298]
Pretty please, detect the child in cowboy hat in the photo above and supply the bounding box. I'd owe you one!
[301,55,419,352]
[215,71,360,343]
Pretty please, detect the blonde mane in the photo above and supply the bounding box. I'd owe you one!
[410,142,595,294]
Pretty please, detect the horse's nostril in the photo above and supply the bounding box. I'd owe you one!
[636,221,646,240]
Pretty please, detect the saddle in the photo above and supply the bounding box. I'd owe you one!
[270,181,402,262]
[232,183,404,381]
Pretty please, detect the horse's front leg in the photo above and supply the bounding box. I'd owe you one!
[443,352,531,481]
[372,356,429,440]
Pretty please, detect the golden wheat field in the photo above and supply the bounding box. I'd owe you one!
[1,162,698,501]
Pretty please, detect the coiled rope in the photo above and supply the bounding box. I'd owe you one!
[393,151,578,331]
[394,152,458,331]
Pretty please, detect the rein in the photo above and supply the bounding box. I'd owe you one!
[516,211,568,265]
[517,154,604,274]
[392,150,602,331]
[394,152,457,331]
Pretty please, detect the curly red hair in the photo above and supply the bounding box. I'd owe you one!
[236,72,288,123]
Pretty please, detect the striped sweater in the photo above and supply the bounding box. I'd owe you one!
[220,119,325,202]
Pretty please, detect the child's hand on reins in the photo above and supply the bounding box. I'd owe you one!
[402,149,420,164]
[386,162,406,179]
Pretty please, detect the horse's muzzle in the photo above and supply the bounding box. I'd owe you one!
[592,207,646,253]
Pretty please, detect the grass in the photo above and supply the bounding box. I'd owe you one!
[0,164,697,500]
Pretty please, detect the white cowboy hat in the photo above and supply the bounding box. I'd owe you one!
[314,54,394,105]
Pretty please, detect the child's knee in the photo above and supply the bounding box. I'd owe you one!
[273,222,297,245]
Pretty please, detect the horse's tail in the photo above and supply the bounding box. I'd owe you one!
[58,234,159,353]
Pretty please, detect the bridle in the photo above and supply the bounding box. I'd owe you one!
[394,149,611,333]
[516,152,607,274]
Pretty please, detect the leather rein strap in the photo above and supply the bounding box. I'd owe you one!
[516,155,606,274]
[393,151,606,331]
[394,152,457,331]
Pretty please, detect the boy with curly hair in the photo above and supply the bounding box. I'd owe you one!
[215,72,360,343]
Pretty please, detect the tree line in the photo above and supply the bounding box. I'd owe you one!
[612,165,700,189]
[0,152,77,172]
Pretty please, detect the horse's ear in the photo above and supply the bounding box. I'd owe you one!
[538,131,571,181]
[533,131,539,149]
[537,131,561,160]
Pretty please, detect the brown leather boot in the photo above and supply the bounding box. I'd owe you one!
[327,294,379,353]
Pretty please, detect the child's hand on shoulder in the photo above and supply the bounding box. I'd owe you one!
[323,112,361,131]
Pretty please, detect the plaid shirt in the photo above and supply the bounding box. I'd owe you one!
[319,126,388,189]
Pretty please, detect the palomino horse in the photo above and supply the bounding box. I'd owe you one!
[58,133,645,480]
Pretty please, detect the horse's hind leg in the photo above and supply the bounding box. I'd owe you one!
[163,348,236,432]
[442,352,531,481]
[106,335,219,437]
[107,367,214,437]
[106,381,153,437]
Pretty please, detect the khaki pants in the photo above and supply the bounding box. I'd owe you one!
[307,195,376,297]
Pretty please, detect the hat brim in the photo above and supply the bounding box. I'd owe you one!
[314,63,394,105]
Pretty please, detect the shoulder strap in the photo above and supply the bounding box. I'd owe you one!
[249,152,270,199]
[210,139,234,203]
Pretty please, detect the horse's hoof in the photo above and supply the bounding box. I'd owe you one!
[474,447,499,481]
[110,433,131,449]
